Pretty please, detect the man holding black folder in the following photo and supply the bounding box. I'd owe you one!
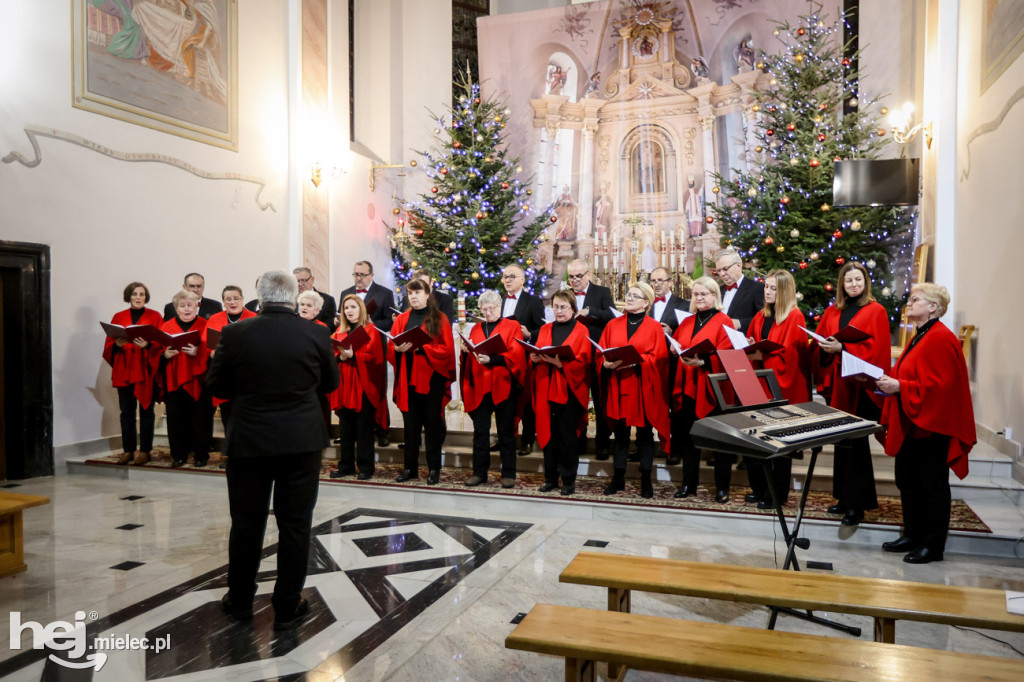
[715,247,763,334]
[340,261,395,332]
[501,265,545,454]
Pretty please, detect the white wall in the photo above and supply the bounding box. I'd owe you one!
[0,1,293,448]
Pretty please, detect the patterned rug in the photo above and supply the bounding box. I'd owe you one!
[85,450,991,534]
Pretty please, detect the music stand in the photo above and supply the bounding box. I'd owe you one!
[707,369,787,413]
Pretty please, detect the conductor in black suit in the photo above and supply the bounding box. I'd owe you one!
[208,270,340,630]
[163,272,222,320]
[567,259,616,458]
[501,265,544,453]
[715,247,764,334]
[340,260,395,332]
[294,266,337,331]
[410,270,456,323]
[649,266,690,465]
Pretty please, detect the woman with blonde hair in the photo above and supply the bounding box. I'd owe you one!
[160,289,211,467]
[744,269,810,508]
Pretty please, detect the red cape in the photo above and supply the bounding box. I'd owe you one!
[749,308,811,404]
[812,301,891,412]
[597,316,671,450]
[159,316,209,401]
[329,323,389,430]
[880,321,975,479]
[672,311,732,418]
[387,311,456,411]
[460,318,527,413]
[103,307,164,409]
[531,320,592,449]
[204,309,257,406]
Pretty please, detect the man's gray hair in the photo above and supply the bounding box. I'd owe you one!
[478,289,502,309]
[292,266,312,277]
[714,247,742,267]
[257,270,299,306]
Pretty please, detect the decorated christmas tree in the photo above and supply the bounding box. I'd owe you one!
[390,76,553,307]
[708,7,914,328]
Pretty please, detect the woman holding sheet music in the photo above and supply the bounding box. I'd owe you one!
[530,290,592,496]
[329,295,388,480]
[389,278,456,485]
[812,261,891,526]
[204,286,256,468]
[744,270,810,508]
[598,282,671,499]
[103,282,164,466]
[459,290,527,488]
[161,289,212,468]
[672,276,733,502]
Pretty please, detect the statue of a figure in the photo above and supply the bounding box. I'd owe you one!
[690,56,711,85]
[684,175,704,237]
[583,71,602,98]
[734,37,755,73]
[547,65,566,95]
[594,183,613,232]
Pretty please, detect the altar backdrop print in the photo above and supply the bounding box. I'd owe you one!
[72,0,238,150]
[477,0,840,282]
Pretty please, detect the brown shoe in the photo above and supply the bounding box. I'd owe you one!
[464,475,485,487]
[117,451,134,465]
[134,451,151,466]
[501,477,515,489]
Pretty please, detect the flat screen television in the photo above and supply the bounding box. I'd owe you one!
[832,158,920,206]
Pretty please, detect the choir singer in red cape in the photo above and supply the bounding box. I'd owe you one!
[329,295,388,480]
[104,282,164,466]
[531,290,592,496]
[205,286,257,456]
[598,282,670,499]
[745,270,810,508]
[388,278,456,485]
[672,276,733,502]
[812,262,891,527]
[160,289,212,468]
[876,283,975,564]
[460,290,528,488]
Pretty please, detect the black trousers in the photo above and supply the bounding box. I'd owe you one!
[747,456,793,504]
[164,387,213,463]
[338,395,377,475]
[470,393,517,478]
[226,451,321,615]
[544,396,583,485]
[117,385,154,453]
[613,419,654,471]
[832,392,880,511]
[402,373,447,472]
[578,379,611,454]
[678,396,734,491]
[520,401,536,446]
[895,433,952,552]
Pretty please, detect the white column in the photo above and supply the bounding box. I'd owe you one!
[539,119,559,209]
[579,125,596,237]
[699,106,717,225]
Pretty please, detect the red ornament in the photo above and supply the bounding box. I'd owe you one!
[550,215,558,223]
[797,28,805,35]
[464,279,471,285]
[501,182,509,189]
[706,216,714,224]
[799,261,808,269]
[764,237,774,246]
[500,235,509,242]
[397,218,405,227]
[817,133,826,142]
[415,229,423,236]
[842,58,850,67]
[820,103,828,111]
[431,186,438,193]
[474,98,481,104]
[786,123,796,132]
[834,156,842,162]
[825,283,834,292]
[809,158,820,168]
[440,168,448,175]
[814,314,822,321]
[833,230,843,239]
[835,257,845,265]
[476,212,484,219]
[766,129,775,136]
[781,196,791,205]
[453,141,461,149]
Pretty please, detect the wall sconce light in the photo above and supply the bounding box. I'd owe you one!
[310,162,344,188]
[889,102,932,149]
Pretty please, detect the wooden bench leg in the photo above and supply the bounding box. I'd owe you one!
[874,617,895,643]
[607,587,631,613]
[565,656,596,682]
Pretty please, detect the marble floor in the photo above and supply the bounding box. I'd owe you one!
[2,474,1024,681]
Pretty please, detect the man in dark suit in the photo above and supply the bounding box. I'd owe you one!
[566,259,616,458]
[501,264,545,454]
[340,260,395,332]
[294,266,337,331]
[648,266,691,465]
[410,270,456,323]
[163,272,222,320]
[208,270,339,630]
[715,247,764,334]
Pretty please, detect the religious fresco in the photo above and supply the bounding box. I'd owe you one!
[478,0,841,292]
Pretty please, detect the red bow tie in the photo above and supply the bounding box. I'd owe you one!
[654,296,666,303]
[506,295,517,300]
[356,289,367,294]
[726,284,738,291]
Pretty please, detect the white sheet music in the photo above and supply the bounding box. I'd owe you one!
[664,331,683,355]
[799,325,828,343]
[841,350,884,380]
[610,307,623,318]
[723,325,750,350]
[675,309,693,325]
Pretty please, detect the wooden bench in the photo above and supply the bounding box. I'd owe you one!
[561,551,1024,645]
[506,603,1024,682]
[0,492,50,578]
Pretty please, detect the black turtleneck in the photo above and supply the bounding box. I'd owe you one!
[550,318,577,346]
[407,307,427,330]
[130,307,145,325]
[625,311,645,340]
[481,319,499,338]
[761,305,775,337]
[902,318,938,359]
[227,311,243,324]
[839,302,864,329]
[692,308,716,334]
[175,316,196,331]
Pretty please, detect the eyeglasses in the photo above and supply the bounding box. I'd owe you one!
[650,277,670,284]
[692,291,713,299]
[502,273,521,280]
[715,262,738,276]
[624,293,645,301]
[567,272,588,280]
[296,276,312,284]
[552,304,574,311]
[352,272,371,278]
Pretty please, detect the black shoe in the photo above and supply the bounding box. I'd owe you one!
[674,485,693,499]
[715,489,730,503]
[903,547,943,564]
[377,435,390,447]
[603,470,626,496]
[395,469,418,482]
[333,438,342,445]
[194,458,209,468]
[827,504,846,515]
[331,467,355,479]
[427,470,440,485]
[220,593,254,620]
[517,438,534,456]
[666,456,681,465]
[744,493,760,503]
[640,472,653,499]
[357,472,373,480]
[560,485,575,496]
[273,598,310,630]
[627,450,640,463]
[489,441,500,452]
[757,499,775,510]
[882,536,918,553]
[594,450,610,461]
[841,509,864,526]
[538,482,558,493]
[171,459,186,468]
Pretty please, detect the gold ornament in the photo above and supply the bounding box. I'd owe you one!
[776,246,785,252]
[813,115,822,122]
[751,104,760,112]
[712,186,720,194]
[526,189,532,195]
[411,260,419,268]
[850,220,862,231]
[794,54,804,62]
[484,156,492,163]
[410,160,417,167]
[821,203,831,211]
[471,272,480,280]
[479,247,487,254]
[747,188,758,197]
[755,145,763,153]
[880,107,889,115]
[526,258,534,266]
[392,207,401,215]
[809,252,819,261]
